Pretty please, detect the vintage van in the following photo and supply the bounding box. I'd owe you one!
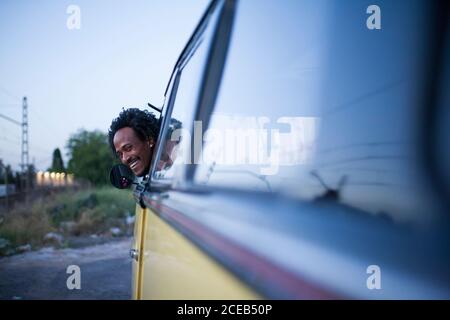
[111,0,450,299]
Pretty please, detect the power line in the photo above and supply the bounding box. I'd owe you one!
[0,113,21,126]
[0,85,21,101]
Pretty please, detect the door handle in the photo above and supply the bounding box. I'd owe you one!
[129,248,139,261]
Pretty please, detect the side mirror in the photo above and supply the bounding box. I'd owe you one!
[110,164,135,189]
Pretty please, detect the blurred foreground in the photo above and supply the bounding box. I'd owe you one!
[0,237,132,300]
[0,187,135,299]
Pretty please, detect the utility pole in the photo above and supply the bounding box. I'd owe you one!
[21,97,29,200]
[0,96,31,201]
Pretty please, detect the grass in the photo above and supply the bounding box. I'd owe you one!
[0,200,53,249]
[0,187,135,255]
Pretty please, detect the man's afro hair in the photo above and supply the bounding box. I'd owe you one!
[108,108,160,154]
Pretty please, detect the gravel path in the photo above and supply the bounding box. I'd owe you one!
[0,237,133,300]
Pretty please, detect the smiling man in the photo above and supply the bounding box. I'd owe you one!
[108,108,160,177]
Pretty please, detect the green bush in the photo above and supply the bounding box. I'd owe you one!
[0,200,54,248]
[0,187,135,252]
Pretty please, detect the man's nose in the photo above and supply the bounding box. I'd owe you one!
[122,152,132,164]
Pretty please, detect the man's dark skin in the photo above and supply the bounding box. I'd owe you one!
[113,126,178,177]
[113,127,154,177]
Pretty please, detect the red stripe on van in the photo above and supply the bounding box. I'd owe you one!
[145,197,342,299]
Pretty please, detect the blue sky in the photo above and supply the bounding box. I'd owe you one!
[0,0,209,171]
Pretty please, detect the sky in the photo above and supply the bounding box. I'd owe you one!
[0,0,209,171]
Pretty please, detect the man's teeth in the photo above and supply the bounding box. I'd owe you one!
[130,160,139,168]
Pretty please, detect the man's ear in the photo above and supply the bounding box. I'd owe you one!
[148,138,154,148]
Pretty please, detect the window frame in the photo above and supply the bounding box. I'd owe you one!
[146,0,236,191]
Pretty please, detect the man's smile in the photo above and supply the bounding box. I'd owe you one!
[129,158,140,170]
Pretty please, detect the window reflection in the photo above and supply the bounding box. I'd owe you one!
[194,0,442,226]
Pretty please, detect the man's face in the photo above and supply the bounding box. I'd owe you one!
[113,127,153,177]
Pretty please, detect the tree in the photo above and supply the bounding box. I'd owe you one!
[16,164,36,191]
[49,148,66,172]
[25,164,36,190]
[66,129,116,186]
[0,161,15,185]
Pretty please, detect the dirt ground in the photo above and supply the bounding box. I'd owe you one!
[0,237,132,300]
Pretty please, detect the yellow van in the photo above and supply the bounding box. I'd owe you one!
[112,0,450,299]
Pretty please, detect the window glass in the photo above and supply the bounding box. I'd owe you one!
[153,3,221,182]
[194,0,441,225]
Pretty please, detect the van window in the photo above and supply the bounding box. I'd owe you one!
[193,0,442,226]
[153,3,222,182]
